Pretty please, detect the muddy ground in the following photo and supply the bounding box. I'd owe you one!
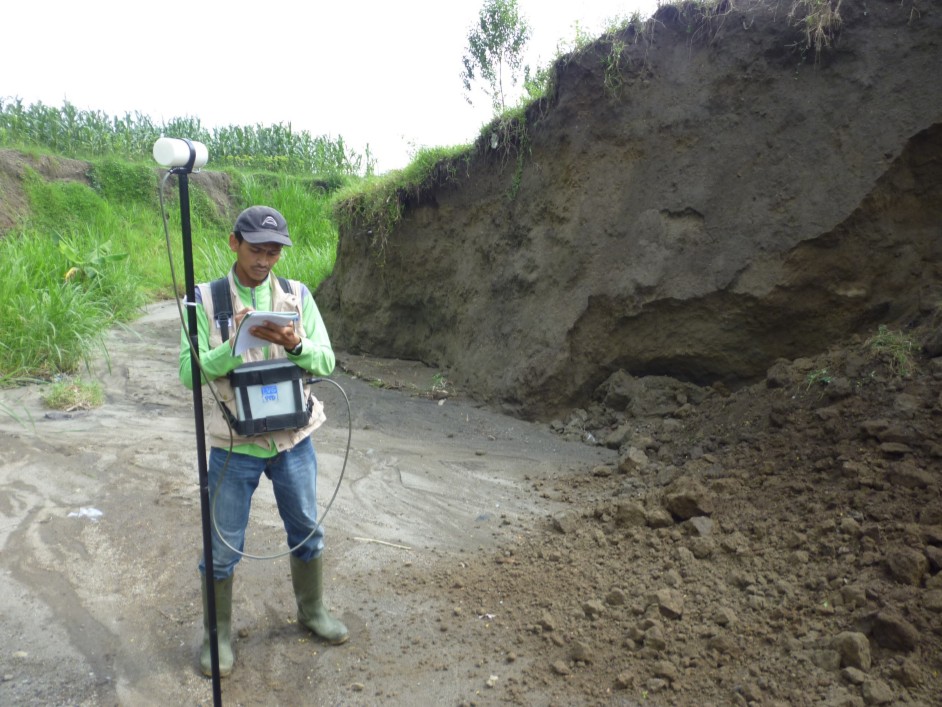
[0,301,613,706]
[1,302,941,707]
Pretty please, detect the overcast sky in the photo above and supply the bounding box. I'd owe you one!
[4,0,658,172]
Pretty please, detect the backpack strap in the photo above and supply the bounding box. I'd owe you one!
[209,277,233,342]
[277,276,291,295]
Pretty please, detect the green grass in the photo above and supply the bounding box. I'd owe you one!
[332,144,472,261]
[866,325,916,377]
[41,377,105,410]
[0,235,112,377]
[0,156,341,382]
[805,368,833,389]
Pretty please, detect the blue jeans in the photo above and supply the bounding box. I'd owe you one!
[200,436,324,580]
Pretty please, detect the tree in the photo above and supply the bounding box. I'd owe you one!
[461,0,531,115]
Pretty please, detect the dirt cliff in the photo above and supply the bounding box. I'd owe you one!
[316,0,942,420]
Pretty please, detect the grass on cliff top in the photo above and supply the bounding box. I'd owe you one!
[332,144,472,257]
[331,0,842,246]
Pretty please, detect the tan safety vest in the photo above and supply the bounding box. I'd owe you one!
[195,271,326,452]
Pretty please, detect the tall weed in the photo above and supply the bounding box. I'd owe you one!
[0,231,112,376]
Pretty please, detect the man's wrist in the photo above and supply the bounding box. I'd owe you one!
[287,338,303,355]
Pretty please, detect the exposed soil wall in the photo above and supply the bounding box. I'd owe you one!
[316,0,942,419]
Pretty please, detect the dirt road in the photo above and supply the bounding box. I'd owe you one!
[0,301,614,706]
[4,302,942,707]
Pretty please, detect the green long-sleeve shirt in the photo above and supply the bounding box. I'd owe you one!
[178,273,335,457]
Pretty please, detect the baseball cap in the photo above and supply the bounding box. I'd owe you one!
[233,206,293,246]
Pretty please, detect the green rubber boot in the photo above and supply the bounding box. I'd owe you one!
[289,555,349,645]
[200,573,234,677]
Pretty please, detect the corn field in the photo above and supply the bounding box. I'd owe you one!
[0,97,374,177]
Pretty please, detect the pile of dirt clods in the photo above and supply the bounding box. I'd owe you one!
[405,324,942,706]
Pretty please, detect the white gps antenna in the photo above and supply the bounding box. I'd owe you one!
[153,136,209,170]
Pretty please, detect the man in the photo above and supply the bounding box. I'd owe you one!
[179,205,347,678]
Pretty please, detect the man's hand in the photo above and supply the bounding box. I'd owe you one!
[247,312,301,350]
[228,308,300,352]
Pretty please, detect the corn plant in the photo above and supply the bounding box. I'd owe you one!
[0,98,373,177]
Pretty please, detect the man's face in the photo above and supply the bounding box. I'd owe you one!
[229,233,283,287]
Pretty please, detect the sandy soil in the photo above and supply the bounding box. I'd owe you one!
[0,301,614,706]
